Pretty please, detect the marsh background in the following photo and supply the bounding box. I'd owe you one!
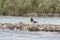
[0,0,60,16]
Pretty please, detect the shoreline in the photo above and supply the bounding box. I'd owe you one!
[1,14,60,17]
[0,22,60,32]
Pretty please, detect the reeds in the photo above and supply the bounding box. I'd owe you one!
[0,0,60,16]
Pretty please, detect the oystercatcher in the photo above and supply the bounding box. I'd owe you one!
[30,17,38,23]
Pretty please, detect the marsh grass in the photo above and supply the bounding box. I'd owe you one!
[0,0,60,16]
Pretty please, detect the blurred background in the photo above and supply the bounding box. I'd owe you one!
[0,0,60,17]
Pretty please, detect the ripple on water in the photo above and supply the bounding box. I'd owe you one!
[0,29,60,40]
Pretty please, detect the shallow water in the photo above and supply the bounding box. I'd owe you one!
[0,16,60,24]
[0,16,60,40]
[0,29,60,40]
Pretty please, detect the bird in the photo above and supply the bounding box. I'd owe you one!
[30,17,38,23]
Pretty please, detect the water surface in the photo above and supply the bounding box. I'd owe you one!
[0,29,60,40]
[0,16,60,40]
[0,16,60,24]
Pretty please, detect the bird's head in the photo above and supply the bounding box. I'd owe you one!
[28,17,33,22]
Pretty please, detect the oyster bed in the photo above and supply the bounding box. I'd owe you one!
[0,22,60,32]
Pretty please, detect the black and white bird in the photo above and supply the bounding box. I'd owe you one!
[30,17,38,23]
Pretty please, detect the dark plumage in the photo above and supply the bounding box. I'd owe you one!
[31,18,33,22]
[31,18,38,23]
